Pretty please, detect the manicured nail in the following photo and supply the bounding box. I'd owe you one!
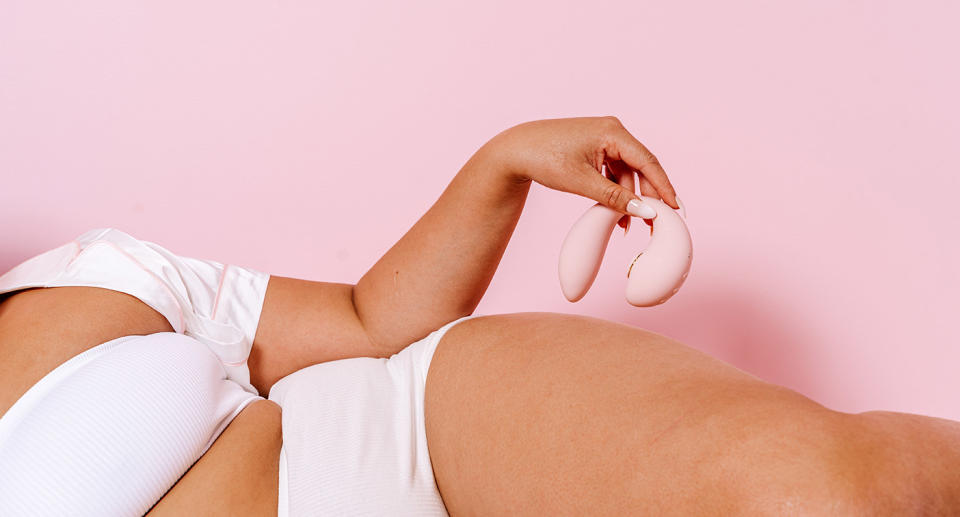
[624,216,631,236]
[675,196,686,219]
[627,199,657,219]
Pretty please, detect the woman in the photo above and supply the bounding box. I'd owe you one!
[1,117,958,515]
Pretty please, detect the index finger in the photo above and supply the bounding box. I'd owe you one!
[603,122,678,209]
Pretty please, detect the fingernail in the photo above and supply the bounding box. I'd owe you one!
[624,217,631,236]
[627,199,657,219]
[675,196,686,219]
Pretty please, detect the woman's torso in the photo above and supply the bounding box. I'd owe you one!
[0,286,281,515]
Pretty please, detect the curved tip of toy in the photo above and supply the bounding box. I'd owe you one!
[562,288,585,303]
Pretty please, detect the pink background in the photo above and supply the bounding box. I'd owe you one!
[2,2,958,418]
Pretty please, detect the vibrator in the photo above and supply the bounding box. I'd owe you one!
[558,195,692,307]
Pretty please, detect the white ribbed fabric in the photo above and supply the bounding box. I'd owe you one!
[269,315,478,517]
[0,228,270,394]
[0,228,271,515]
[0,332,261,516]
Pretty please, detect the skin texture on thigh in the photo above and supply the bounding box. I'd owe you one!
[424,312,960,516]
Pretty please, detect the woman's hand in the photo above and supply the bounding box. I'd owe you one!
[349,116,678,355]
[485,116,680,232]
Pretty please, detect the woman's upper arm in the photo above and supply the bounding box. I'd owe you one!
[247,276,378,395]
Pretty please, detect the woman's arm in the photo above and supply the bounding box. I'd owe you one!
[249,144,526,393]
[354,116,678,350]
[250,117,678,393]
[352,141,529,350]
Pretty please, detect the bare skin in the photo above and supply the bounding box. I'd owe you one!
[2,117,958,514]
[4,288,960,515]
[425,313,960,515]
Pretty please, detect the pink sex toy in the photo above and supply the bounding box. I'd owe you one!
[558,196,692,307]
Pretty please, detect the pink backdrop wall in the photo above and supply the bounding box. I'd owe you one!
[2,1,958,418]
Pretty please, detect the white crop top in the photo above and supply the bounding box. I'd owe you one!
[0,228,271,516]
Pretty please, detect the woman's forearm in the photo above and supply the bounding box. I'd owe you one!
[353,142,530,352]
[351,117,680,355]
[251,118,676,388]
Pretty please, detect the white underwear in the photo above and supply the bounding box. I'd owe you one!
[269,315,479,516]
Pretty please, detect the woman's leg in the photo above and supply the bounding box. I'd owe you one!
[424,313,960,515]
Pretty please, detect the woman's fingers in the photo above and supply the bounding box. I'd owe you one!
[607,160,636,234]
[638,175,659,229]
[581,162,656,220]
[602,164,626,231]
[602,119,679,209]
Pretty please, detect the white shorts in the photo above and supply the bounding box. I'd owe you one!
[0,228,269,395]
[269,314,480,517]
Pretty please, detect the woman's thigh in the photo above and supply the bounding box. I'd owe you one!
[424,312,887,515]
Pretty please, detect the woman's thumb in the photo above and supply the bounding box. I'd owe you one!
[586,167,657,219]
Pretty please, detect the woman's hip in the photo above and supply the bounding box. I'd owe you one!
[267,314,479,516]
